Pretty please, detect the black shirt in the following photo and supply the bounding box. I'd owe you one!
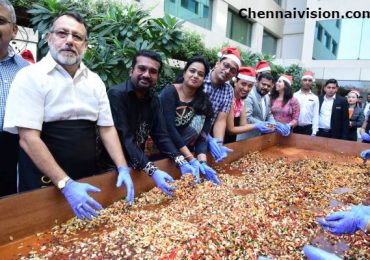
[108,80,181,169]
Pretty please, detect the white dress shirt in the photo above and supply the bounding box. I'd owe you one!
[294,90,319,135]
[319,94,335,130]
[364,102,370,117]
[4,53,113,134]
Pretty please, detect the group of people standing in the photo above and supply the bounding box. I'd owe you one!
[1,0,369,221]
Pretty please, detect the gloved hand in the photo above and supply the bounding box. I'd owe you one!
[317,205,370,235]
[360,149,370,164]
[116,166,134,205]
[199,161,220,185]
[62,180,103,220]
[179,162,199,183]
[151,169,176,196]
[207,135,233,163]
[188,159,201,183]
[276,122,291,136]
[360,131,370,142]
[303,245,342,260]
[254,121,275,134]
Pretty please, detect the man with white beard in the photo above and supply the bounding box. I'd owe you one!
[3,12,134,221]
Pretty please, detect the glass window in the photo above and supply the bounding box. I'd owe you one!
[332,40,338,55]
[262,31,278,55]
[324,31,331,49]
[181,0,198,14]
[226,9,252,46]
[313,18,370,60]
[316,24,323,42]
[273,0,282,6]
[164,0,213,29]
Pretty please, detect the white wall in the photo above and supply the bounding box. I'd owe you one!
[12,26,38,61]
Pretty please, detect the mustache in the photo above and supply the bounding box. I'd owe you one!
[59,47,77,54]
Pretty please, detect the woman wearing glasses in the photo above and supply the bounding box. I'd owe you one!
[159,56,220,185]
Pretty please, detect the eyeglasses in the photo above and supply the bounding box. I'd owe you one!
[50,30,86,42]
[221,61,238,75]
[0,17,13,25]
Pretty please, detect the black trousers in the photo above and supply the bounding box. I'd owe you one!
[0,132,19,197]
[293,125,313,136]
[316,128,333,138]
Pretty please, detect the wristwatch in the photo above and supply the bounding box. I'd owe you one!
[57,176,71,190]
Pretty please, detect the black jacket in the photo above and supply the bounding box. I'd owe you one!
[107,80,181,169]
[347,104,365,141]
[319,95,349,140]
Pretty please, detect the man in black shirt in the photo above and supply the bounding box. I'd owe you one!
[108,50,196,196]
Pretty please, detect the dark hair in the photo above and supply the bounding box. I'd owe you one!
[257,72,274,82]
[325,78,338,87]
[131,50,163,72]
[176,56,213,118]
[50,12,89,37]
[270,78,293,107]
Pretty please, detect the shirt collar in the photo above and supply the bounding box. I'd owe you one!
[324,94,336,101]
[41,52,88,78]
[298,89,313,95]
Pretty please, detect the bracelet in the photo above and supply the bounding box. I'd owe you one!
[185,154,194,161]
[174,155,188,167]
[143,162,158,176]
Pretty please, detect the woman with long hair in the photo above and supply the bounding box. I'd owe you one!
[159,56,219,184]
[225,67,274,144]
[270,75,300,136]
[346,89,365,141]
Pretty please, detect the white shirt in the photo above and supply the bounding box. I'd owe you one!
[261,96,267,119]
[294,90,319,135]
[364,102,370,117]
[319,94,335,130]
[4,53,113,134]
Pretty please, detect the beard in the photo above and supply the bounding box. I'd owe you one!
[49,44,84,66]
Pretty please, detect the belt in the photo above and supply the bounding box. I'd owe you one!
[319,128,331,133]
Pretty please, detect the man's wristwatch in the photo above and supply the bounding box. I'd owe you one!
[57,176,71,190]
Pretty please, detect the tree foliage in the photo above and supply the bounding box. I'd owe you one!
[27,0,184,87]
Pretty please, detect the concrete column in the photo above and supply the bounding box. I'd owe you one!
[251,23,264,53]
[211,0,228,36]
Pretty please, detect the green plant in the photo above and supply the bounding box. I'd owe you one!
[27,0,184,88]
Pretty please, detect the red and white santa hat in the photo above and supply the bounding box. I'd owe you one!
[255,60,271,73]
[279,74,293,85]
[237,67,256,82]
[301,70,315,81]
[20,49,35,64]
[348,89,360,97]
[217,47,241,67]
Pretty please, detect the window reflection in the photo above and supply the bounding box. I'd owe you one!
[313,19,370,60]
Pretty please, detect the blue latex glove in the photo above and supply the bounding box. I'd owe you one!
[199,161,220,185]
[361,132,370,142]
[207,135,233,163]
[254,121,275,134]
[317,205,370,235]
[303,245,342,260]
[360,149,370,164]
[62,180,103,220]
[188,159,201,183]
[151,169,176,196]
[179,162,199,182]
[116,166,134,205]
[276,122,291,136]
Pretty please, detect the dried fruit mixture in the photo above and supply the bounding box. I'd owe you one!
[23,152,369,259]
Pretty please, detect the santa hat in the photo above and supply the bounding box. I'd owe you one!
[237,67,256,82]
[301,71,315,81]
[20,49,35,64]
[217,47,241,67]
[255,60,271,73]
[279,74,293,85]
[348,89,360,97]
